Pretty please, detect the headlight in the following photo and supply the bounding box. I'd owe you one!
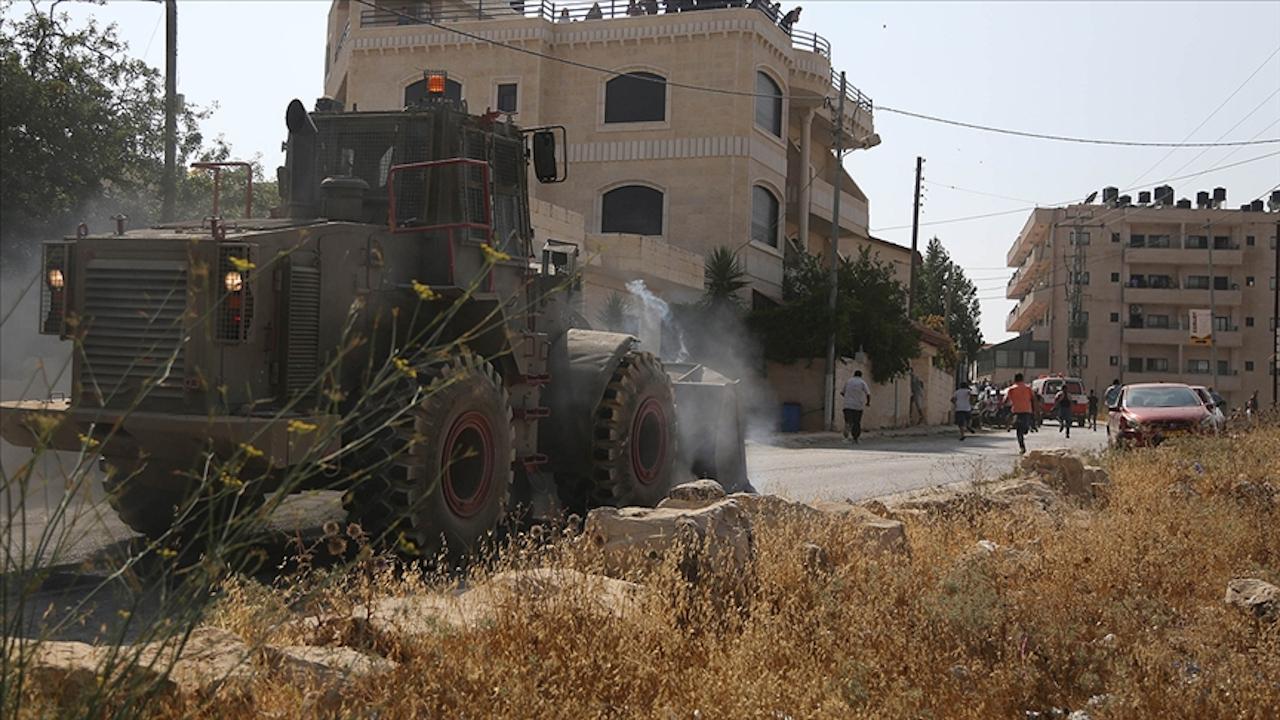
[47,268,65,289]
[224,270,244,293]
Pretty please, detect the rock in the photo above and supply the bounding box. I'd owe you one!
[726,492,822,528]
[133,626,255,699]
[1066,711,1092,720]
[1022,450,1090,499]
[1224,578,1279,621]
[260,645,397,685]
[658,478,728,510]
[893,490,1010,518]
[860,499,893,519]
[354,569,645,650]
[808,502,908,555]
[1228,478,1277,511]
[14,640,173,707]
[584,499,753,582]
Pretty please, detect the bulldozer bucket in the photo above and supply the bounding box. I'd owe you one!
[665,362,752,493]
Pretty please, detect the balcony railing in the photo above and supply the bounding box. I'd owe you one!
[353,1,869,114]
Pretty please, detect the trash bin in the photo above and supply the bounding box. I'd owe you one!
[780,402,802,433]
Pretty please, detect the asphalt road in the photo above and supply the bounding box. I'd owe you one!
[748,423,1108,503]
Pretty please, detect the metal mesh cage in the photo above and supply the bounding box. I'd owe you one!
[217,244,254,342]
[40,243,71,336]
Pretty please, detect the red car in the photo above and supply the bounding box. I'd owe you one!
[1107,383,1214,448]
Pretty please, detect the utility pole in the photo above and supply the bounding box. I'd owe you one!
[161,0,178,222]
[907,156,923,319]
[1208,218,1217,390]
[1067,216,1087,379]
[822,72,847,432]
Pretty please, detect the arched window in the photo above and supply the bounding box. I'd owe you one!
[754,71,783,136]
[404,77,462,106]
[601,185,664,236]
[604,72,666,124]
[751,185,780,248]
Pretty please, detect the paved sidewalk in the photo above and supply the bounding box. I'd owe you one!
[759,424,957,449]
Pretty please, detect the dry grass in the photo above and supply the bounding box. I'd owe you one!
[18,426,1280,719]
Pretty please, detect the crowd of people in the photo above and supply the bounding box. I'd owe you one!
[563,0,803,33]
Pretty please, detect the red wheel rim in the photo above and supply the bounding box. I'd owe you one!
[631,397,668,486]
[441,411,494,518]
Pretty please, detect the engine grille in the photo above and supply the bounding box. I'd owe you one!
[81,261,187,406]
[284,264,321,401]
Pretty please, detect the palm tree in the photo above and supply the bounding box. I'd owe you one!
[702,246,750,310]
[596,292,631,332]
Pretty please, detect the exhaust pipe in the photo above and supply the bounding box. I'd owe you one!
[284,99,319,219]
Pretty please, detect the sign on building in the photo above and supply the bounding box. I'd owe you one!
[1189,309,1213,346]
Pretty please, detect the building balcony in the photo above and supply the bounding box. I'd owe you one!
[1125,286,1243,306]
[1007,208,1054,268]
[1123,326,1243,348]
[1006,285,1050,333]
[1125,246,1243,266]
[789,176,869,237]
[1007,245,1048,300]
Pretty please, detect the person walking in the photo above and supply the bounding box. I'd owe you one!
[841,370,871,444]
[1105,378,1122,409]
[1245,390,1259,422]
[1087,389,1099,431]
[1005,373,1035,454]
[1054,387,1072,438]
[951,381,973,441]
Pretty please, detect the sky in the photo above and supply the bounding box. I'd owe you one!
[9,0,1280,343]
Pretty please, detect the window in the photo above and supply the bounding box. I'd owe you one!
[1111,232,1121,243]
[1185,235,1208,249]
[1246,235,1255,246]
[1129,234,1146,248]
[1128,357,1143,373]
[404,77,462,105]
[1247,276,1255,287]
[1187,359,1210,374]
[496,83,518,113]
[1110,355,1120,367]
[605,72,666,123]
[1245,316,1255,327]
[1213,276,1230,291]
[1213,316,1232,332]
[1145,358,1168,372]
[1022,350,1037,367]
[1072,355,1089,368]
[995,350,1011,368]
[754,71,783,136]
[1147,314,1170,329]
[1186,275,1210,290]
[1149,274,1175,289]
[1110,312,1120,322]
[1213,235,1232,249]
[1217,360,1230,375]
[1070,231,1090,245]
[1110,272,1120,282]
[1272,276,1277,290]
[601,185,664,235]
[1246,361,1255,371]
[1148,234,1171,248]
[751,185,780,248]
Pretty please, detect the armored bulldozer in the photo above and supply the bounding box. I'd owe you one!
[0,93,747,555]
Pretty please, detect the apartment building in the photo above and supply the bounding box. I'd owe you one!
[322,0,888,309]
[1004,188,1280,405]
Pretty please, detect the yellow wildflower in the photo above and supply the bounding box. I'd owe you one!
[228,256,256,272]
[239,443,264,459]
[411,280,438,301]
[392,357,417,379]
[481,243,512,263]
[287,419,318,434]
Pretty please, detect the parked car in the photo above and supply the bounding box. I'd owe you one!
[1107,383,1215,448]
[1031,375,1088,427]
[1189,385,1227,433]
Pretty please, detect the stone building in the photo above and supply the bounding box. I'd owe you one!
[1005,188,1280,405]
[322,0,888,309]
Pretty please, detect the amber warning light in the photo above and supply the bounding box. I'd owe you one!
[425,71,447,95]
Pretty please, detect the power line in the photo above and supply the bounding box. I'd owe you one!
[352,0,1280,149]
[876,105,1280,148]
[922,180,1044,205]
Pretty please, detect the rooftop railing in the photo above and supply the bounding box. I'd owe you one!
[355,1,870,116]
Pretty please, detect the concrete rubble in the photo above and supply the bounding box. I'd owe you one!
[1224,578,1279,621]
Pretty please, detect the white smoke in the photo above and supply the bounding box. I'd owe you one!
[625,279,689,363]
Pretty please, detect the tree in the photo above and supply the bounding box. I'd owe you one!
[913,237,983,362]
[0,1,275,265]
[596,292,631,333]
[749,246,919,383]
[701,246,750,311]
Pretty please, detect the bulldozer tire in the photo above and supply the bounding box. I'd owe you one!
[590,351,679,508]
[344,353,514,559]
[101,459,263,543]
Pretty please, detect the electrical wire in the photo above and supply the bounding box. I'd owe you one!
[351,0,1280,148]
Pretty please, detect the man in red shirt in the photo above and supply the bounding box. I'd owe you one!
[1004,372,1036,454]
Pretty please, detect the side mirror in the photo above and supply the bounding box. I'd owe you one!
[527,126,567,184]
